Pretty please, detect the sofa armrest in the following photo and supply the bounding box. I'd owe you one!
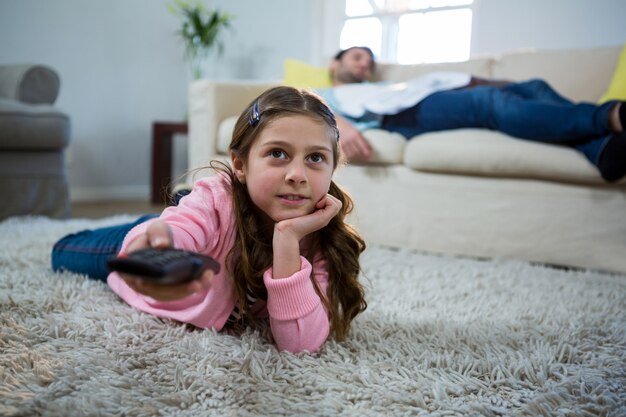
[187,80,278,176]
[0,64,60,104]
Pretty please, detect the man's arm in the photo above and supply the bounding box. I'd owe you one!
[335,114,373,162]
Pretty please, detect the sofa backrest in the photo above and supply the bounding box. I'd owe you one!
[375,57,493,82]
[492,46,621,102]
[373,45,621,103]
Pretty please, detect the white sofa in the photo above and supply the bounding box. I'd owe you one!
[187,45,626,274]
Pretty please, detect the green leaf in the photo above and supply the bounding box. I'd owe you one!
[168,0,234,59]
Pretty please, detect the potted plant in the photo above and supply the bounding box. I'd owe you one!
[168,0,234,79]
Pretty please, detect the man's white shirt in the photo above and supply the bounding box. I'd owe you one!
[332,72,471,117]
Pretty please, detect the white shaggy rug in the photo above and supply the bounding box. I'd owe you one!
[1,216,625,417]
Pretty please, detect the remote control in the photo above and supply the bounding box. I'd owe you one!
[107,247,221,285]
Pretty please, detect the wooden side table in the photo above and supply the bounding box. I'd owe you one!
[151,121,188,204]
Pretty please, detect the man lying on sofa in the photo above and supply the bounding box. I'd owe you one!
[316,46,626,182]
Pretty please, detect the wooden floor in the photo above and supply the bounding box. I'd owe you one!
[71,201,167,219]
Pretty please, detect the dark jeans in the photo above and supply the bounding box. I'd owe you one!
[51,214,158,281]
[382,79,617,166]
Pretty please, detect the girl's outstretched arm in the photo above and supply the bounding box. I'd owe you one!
[107,177,239,330]
[116,220,215,301]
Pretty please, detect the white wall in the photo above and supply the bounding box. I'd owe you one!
[0,0,315,201]
[1,0,183,200]
[1,0,625,202]
[471,0,626,55]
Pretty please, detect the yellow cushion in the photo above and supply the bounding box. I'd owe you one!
[599,43,626,103]
[283,59,332,89]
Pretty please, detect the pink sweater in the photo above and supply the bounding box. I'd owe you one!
[107,175,330,353]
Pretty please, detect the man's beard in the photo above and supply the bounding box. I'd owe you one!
[336,69,366,84]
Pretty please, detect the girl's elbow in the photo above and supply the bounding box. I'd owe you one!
[276,330,329,354]
[273,319,330,353]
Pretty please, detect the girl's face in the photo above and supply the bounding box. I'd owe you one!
[232,115,335,224]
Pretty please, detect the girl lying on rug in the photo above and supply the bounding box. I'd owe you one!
[51,86,367,353]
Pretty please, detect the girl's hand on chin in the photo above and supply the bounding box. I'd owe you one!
[275,194,343,241]
[119,219,214,301]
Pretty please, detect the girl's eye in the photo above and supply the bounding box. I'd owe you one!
[308,153,326,164]
[269,149,287,159]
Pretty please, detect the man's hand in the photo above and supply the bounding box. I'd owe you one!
[119,220,214,301]
[336,115,373,162]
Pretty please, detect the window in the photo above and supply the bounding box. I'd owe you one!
[340,0,474,64]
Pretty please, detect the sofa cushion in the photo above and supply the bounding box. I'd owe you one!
[361,129,406,164]
[0,98,70,150]
[403,129,618,185]
[0,64,60,104]
[598,43,626,103]
[283,59,333,89]
[217,116,237,154]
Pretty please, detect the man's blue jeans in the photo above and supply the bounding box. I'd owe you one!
[382,79,617,167]
[51,214,158,282]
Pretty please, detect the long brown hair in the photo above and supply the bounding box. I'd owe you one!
[211,86,367,341]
